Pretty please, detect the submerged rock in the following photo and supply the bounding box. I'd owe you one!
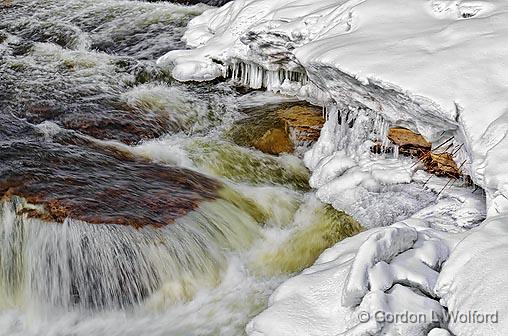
[228,102,323,155]
[186,139,310,190]
[227,103,289,153]
[276,104,324,142]
[257,202,363,275]
[253,128,294,155]
[0,135,222,227]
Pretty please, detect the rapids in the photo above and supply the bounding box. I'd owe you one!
[0,0,486,335]
[0,1,362,335]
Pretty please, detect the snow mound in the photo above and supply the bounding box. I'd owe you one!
[247,221,451,336]
[435,215,508,336]
[343,224,418,307]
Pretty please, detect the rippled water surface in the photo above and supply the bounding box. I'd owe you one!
[0,1,360,335]
[1,1,477,335]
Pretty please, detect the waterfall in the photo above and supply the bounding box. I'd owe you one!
[0,196,262,312]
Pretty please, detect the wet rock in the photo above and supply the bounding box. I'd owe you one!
[23,103,167,145]
[228,102,324,155]
[253,128,294,155]
[276,104,324,142]
[63,112,166,145]
[0,135,221,227]
[387,127,432,156]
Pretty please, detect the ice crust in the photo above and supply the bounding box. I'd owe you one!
[159,0,508,211]
[162,1,508,335]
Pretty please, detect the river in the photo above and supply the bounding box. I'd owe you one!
[0,1,363,335]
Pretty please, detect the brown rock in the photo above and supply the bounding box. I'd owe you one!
[386,127,462,179]
[388,127,431,156]
[227,102,323,155]
[0,136,221,228]
[421,152,461,179]
[277,105,324,142]
[253,128,294,155]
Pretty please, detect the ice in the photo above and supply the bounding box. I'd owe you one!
[166,0,508,334]
[343,224,418,307]
[308,151,356,189]
[161,0,508,213]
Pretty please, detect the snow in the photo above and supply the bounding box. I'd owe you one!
[435,214,508,336]
[163,0,508,335]
[247,221,450,336]
[343,224,418,307]
[428,329,452,336]
[159,0,508,212]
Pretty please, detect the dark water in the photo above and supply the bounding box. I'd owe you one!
[0,0,243,226]
[0,2,312,335]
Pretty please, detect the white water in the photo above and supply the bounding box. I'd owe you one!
[1,1,491,336]
[0,0,307,334]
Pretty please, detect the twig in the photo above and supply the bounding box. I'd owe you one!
[452,143,464,156]
[456,159,467,176]
[422,175,433,188]
[437,178,454,198]
[433,137,454,152]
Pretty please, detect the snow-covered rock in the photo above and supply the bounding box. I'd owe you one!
[247,221,451,336]
[343,224,418,307]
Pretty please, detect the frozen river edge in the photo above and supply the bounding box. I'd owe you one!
[158,1,508,335]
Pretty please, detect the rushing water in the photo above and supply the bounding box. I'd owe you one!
[0,1,486,335]
[0,1,365,335]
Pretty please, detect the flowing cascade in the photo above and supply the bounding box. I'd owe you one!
[0,197,262,311]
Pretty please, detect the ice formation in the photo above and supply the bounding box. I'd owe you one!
[161,0,508,335]
[158,0,508,209]
[246,220,453,336]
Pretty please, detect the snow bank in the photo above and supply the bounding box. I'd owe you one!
[247,221,452,336]
[435,215,508,336]
[162,0,508,335]
[159,0,508,214]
